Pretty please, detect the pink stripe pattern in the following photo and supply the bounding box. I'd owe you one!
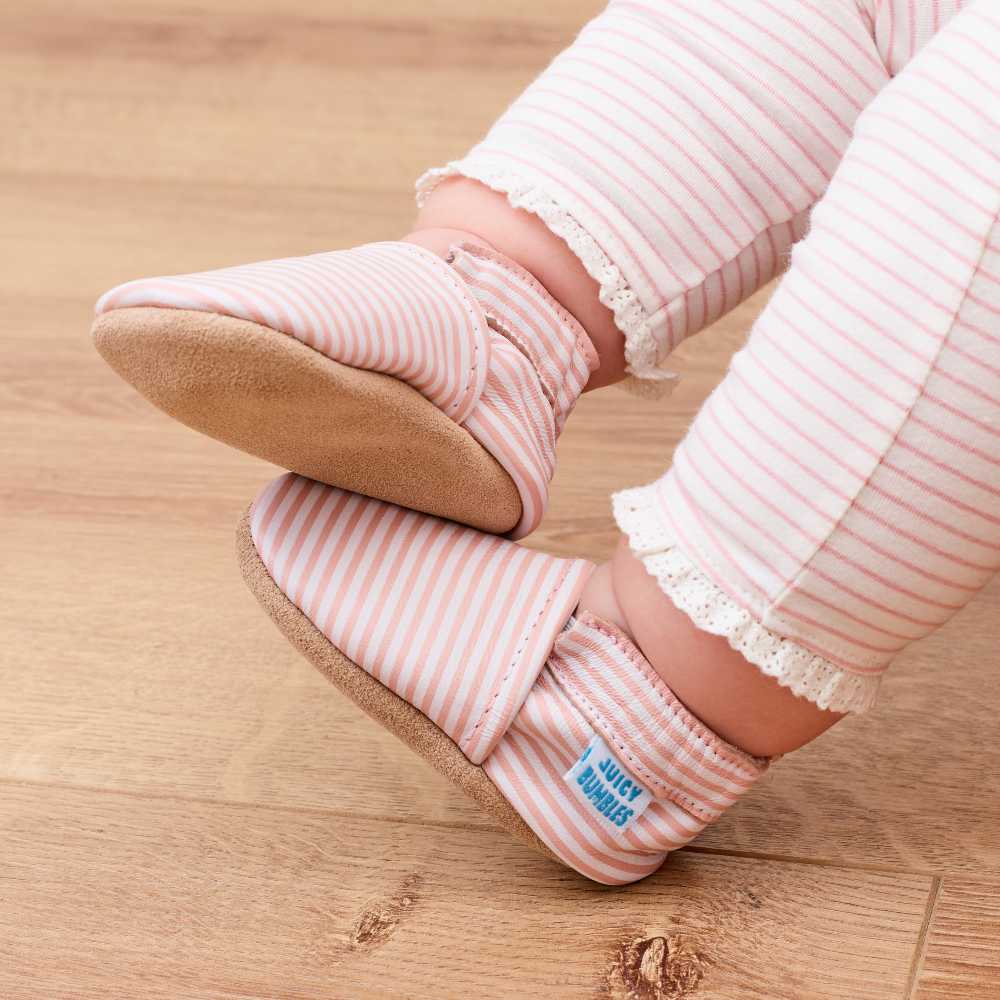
[868,0,968,73]
[97,241,596,538]
[249,476,769,884]
[451,245,597,535]
[450,245,596,435]
[249,473,592,763]
[487,612,768,885]
[614,2,1000,713]
[418,0,968,390]
[546,614,767,823]
[97,241,491,423]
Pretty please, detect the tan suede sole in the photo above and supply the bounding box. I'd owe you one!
[235,506,557,863]
[93,307,522,534]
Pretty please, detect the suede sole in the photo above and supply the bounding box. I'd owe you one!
[235,506,558,864]
[93,307,522,534]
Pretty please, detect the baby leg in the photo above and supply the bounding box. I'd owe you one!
[606,0,1000,754]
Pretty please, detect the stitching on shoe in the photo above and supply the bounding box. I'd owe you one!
[546,613,769,822]
[577,612,769,776]
[483,313,560,412]
[460,561,574,755]
[547,658,718,822]
[456,242,599,373]
[396,242,483,417]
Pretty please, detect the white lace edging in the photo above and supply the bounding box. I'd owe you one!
[612,486,882,715]
[416,162,678,398]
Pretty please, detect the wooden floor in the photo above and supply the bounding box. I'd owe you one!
[4,2,999,997]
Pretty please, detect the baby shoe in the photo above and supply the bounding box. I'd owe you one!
[93,242,598,538]
[238,472,770,884]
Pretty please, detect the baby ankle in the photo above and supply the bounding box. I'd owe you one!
[610,538,844,757]
[576,560,630,635]
[409,177,625,388]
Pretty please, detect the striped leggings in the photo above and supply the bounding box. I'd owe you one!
[418,0,1000,713]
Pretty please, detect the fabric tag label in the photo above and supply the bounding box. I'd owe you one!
[563,733,653,834]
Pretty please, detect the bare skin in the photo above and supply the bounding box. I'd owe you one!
[406,177,844,759]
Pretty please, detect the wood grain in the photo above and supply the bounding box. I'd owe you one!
[2,784,933,1000]
[2,1,998,997]
[915,878,1000,1000]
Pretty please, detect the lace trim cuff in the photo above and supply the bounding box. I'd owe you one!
[612,484,883,715]
[416,161,677,398]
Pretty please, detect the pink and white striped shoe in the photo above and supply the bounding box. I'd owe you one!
[240,473,771,884]
[93,242,598,538]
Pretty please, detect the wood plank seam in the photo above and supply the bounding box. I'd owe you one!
[906,874,943,1000]
[2,775,943,882]
[683,844,938,880]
